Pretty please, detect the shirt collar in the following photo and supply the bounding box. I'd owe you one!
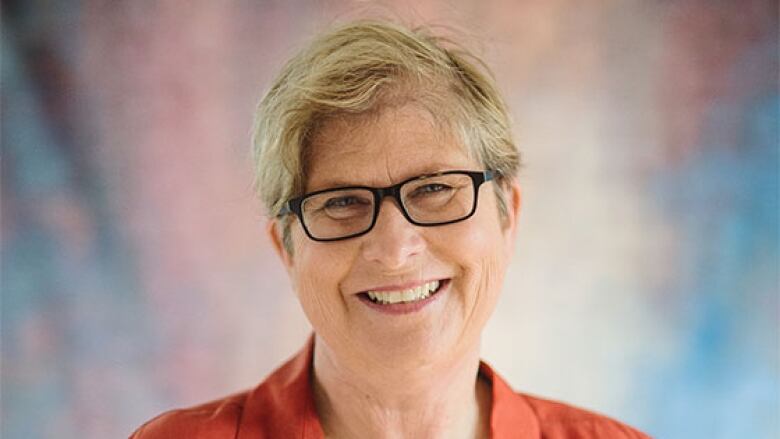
[479,360,541,438]
[237,335,323,439]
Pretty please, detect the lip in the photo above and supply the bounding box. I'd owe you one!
[359,278,445,293]
[356,279,449,315]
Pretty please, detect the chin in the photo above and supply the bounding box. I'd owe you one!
[356,322,466,370]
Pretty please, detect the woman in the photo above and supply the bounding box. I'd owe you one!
[132,20,650,438]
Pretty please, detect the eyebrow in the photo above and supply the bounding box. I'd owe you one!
[307,165,461,191]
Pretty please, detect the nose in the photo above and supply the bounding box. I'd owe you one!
[360,198,426,270]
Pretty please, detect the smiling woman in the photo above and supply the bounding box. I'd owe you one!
[130,20,650,439]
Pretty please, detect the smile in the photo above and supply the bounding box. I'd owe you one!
[366,280,440,304]
[357,279,448,315]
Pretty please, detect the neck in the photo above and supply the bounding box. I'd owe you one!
[311,336,491,439]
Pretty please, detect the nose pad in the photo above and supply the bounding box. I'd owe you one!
[361,198,425,269]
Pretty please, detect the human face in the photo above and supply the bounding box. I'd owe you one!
[270,104,520,372]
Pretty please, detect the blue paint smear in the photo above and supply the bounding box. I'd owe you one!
[641,38,779,439]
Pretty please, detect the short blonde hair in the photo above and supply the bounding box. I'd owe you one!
[252,20,520,248]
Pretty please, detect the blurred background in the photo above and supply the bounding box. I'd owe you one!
[2,1,777,438]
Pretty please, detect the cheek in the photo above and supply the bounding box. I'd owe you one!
[437,199,509,320]
[290,234,353,325]
[462,226,508,306]
[453,190,508,263]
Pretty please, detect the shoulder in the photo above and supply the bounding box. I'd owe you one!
[130,338,319,439]
[129,392,248,439]
[521,393,652,439]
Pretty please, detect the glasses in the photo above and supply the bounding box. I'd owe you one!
[278,170,497,242]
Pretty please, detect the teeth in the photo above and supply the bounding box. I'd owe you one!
[367,280,441,305]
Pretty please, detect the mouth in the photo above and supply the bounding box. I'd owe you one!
[356,279,449,315]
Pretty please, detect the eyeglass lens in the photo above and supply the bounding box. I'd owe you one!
[300,173,476,240]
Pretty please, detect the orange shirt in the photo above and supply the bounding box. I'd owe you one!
[131,338,650,438]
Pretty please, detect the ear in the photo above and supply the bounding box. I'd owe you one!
[502,179,522,243]
[267,218,294,272]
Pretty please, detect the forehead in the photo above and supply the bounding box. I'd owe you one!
[305,104,477,191]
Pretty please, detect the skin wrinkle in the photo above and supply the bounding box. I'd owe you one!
[278,90,510,255]
[269,103,521,439]
[313,333,485,439]
[305,102,456,191]
[455,204,507,359]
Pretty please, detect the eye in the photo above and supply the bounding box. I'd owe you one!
[324,196,369,208]
[411,183,452,197]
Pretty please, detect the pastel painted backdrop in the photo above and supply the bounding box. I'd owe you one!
[2,1,777,438]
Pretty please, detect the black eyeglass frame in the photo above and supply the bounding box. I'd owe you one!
[278,170,498,242]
